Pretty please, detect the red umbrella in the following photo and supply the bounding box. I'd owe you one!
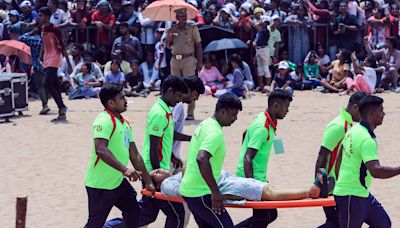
[142,0,199,21]
[0,40,32,64]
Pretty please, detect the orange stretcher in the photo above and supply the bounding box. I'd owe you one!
[141,190,336,209]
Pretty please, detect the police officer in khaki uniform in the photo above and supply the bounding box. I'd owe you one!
[166,8,202,120]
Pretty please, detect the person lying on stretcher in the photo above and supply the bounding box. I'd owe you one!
[149,168,334,201]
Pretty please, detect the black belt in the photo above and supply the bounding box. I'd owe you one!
[256,45,267,49]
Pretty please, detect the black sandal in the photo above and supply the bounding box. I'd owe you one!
[51,114,66,122]
[39,107,50,115]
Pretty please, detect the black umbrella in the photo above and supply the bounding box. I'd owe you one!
[203,38,248,64]
[198,25,238,48]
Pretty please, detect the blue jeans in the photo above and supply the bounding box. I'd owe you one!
[183,195,234,228]
[229,88,244,97]
[334,194,391,228]
[304,79,321,87]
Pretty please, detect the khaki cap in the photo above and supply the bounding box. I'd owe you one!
[175,8,187,16]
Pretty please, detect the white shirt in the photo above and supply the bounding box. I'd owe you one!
[363,67,377,92]
[138,12,155,45]
[319,55,331,66]
[70,62,104,80]
[172,102,185,158]
[139,62,159,83]
[50,8,68,25]
[57,55,83,78]
[268,26,281,56]
[155,41,167,68]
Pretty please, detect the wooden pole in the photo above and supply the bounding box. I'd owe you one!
[16,196,27,228]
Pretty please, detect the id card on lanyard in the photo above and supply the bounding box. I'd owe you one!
[274,136,284,154]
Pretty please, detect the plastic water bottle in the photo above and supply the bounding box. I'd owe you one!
[6,62,11,73]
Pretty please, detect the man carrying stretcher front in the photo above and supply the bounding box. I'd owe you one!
[235,89,293,227]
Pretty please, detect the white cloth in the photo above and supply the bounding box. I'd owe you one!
[0,24,4,40]
[363,67,377,92]
[172,102,185,158]
[50,8,68,25]
[289,71,300,81]
[347,1,358,16]
[155,41,167,68]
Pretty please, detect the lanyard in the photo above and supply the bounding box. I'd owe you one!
[264,111,277,141]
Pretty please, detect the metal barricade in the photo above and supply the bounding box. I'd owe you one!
[280,23,330,62]
[60,23,330,60]
[60,25,116,52]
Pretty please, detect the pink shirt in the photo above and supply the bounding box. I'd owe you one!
[199,66,224,85]
[42,30,62,68]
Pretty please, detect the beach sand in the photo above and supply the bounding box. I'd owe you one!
[1,91,399,227]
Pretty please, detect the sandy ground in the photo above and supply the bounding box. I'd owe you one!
[1,91,400,228]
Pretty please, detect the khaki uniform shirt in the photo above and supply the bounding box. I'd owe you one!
[170,24,201,55]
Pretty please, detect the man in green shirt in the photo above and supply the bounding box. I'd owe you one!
[180,93,242,228]
[139,76,192,228]
[84,83,155,228]
[334,95,399,227]
[314,92,366,228]
[235,89,292,227]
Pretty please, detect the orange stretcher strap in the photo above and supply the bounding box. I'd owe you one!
[140,190,336,209]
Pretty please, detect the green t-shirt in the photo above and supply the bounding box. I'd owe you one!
[236,112,275,182]
[304,64,320,79]
[321,108,353,176]
[85,111,134,190]
[180,118,226,197]
[142,98,174,171]
[334,123,378,198]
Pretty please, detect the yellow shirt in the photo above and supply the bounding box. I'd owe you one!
[331,60,349,83]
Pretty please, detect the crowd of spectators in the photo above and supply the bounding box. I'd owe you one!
[1,0,400,105]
